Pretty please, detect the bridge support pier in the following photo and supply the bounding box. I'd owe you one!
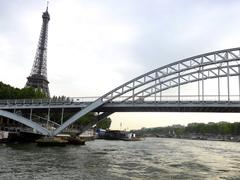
[61,108,64,125]
[30,108,33,121]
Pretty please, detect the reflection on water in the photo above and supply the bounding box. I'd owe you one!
[0,138,240,180]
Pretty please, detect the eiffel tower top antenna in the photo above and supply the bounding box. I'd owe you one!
[46,1,49,11]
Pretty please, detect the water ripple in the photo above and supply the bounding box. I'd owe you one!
[0,138,240,179]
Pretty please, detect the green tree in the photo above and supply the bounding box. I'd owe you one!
[0,81,47,99]
[96,117,111,129]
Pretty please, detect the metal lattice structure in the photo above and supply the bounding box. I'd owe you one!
[26,6,50,96]
[52,47,240,135]
[101,47,240,103]
[2,47,240,135]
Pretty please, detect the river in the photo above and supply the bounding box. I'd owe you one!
[0,138,239,180]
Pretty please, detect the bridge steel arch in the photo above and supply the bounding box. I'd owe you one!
[53,47,240,135]
[0,110,50,135]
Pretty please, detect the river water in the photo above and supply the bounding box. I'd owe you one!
[0,138,239,180]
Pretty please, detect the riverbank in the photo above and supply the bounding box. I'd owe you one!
[133,122,240,143]
[151,134,240,142]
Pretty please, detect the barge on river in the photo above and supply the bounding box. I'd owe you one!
[98,130,142,141]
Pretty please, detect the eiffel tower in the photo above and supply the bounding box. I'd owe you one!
[26,5,50,96]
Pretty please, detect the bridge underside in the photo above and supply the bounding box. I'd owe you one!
[97,104,240,113]
[3,101,240,113]
[0,110,50,135]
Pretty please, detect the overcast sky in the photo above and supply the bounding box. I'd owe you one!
[1,0,240,130]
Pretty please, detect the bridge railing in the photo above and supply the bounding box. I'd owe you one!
[0,97,99,106]
[1,95,240,107]
[108,95,240,103]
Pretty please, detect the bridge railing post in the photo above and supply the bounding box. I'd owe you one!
[178,64,180,103]
[202,65,204,102]
[227,61,230,103]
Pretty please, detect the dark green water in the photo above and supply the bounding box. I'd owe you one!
[0,138,239,180]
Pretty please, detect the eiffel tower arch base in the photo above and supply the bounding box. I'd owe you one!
[26,74,49,96]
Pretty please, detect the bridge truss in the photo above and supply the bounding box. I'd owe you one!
[1,47,240,136]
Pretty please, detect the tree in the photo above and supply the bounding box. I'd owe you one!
[96,117,111,129]
[0,81,47,99]
[76,113,112,129]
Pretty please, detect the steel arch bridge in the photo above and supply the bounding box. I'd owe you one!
[1,47,240,136]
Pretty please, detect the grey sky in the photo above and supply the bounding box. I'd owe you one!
[1,0,240,129]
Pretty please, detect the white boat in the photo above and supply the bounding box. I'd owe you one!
[0,131,8,142]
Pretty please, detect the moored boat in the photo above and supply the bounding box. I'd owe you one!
[36,137,68,147]
[66,136,85,145]
[0,131,8,143]
[100,130,143,141]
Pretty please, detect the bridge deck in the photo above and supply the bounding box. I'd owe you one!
[0,100,240,113]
